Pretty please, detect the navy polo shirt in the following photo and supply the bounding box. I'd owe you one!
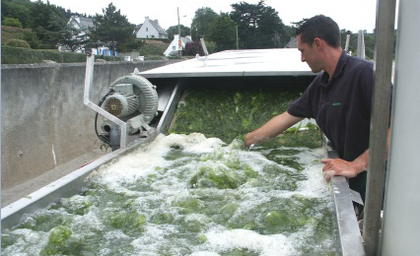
[288,51,374,161]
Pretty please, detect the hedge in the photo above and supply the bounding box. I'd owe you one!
[1,46,123,64]
[5,39,31,49]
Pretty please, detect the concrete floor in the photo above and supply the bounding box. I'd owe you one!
[1,148,108,208]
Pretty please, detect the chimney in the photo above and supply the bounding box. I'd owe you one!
[154,19,158,24]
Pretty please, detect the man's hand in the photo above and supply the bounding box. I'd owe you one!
[321,157,367,180]
[245,112,303,147]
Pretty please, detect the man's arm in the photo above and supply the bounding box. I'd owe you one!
[321,128,391,179]
[245,111,304,147]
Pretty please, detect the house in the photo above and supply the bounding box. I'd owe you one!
[136,16,168,39]
[59,15,94,52]
[67,15,94,33]
[164,34,192,56]
[286,37,298,48]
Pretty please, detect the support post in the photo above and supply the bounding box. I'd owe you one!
[362,0,396,255]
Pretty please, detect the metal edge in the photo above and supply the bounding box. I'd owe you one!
[156,82,184,133]
[141,71,315,79]
[331,176,366,256]
[1,134,158,230]
[326,145,365,255]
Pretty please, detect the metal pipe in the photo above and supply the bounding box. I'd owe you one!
[357,30,366,59]
[345,33,351,53]
[362,0,396,254]
[178,7,182,56]
[83,54,127,149]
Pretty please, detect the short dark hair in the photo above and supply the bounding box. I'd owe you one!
[295,15,341,48]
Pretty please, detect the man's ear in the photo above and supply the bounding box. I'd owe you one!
[313,37,323,50]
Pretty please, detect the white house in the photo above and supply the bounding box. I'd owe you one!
[164,34,192,56]
[136,17,168,39]
[67,15,93,33]
[59,15,94,52]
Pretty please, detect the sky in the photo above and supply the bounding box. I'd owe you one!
[42,0,378,33]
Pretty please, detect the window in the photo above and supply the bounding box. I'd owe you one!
[146,27,148,32]
[172,46,176,50]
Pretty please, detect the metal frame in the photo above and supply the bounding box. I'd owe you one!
[83,54,128,149]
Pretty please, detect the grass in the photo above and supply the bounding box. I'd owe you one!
[1,26,31,44]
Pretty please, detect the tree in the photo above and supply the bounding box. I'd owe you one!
[1,1,31,28]
[185,41,204,56]
[58,25,90,52]
[206,13,236,51]
[29,1,68,48]
[191,7,219,41]
[230,0,286,49]
[166,25,191,40]
[89,3,141,54]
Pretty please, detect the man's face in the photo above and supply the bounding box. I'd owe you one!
[297,34,322,73]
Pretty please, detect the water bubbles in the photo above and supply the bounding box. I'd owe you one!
[2,133,339,255]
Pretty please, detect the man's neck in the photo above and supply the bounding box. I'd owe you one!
[323,48,343,78]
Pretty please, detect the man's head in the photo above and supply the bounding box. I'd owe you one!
[295,15,341,48]
[296,15,341,74]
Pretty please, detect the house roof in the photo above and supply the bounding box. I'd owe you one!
[136,18,168,37]
[181,36,192,44]
[68,15,93,31]
[78,17,94,30]
[149,19,168,36]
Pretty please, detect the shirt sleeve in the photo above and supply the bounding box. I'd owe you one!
[287,76,320,118]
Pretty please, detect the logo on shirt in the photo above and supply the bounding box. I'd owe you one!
[332,102,342,107]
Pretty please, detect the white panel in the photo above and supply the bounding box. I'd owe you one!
[141,48,314,78]
[381,1,420,255]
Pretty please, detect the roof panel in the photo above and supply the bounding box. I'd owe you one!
[141,48,316,78]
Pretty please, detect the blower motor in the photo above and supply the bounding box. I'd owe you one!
[98,71,159,140]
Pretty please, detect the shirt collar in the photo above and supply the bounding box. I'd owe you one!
[320,50,349,88]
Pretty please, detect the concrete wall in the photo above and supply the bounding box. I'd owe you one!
[1,60,179,190]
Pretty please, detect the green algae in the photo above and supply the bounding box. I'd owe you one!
[48,226,72,246]
[2,85,340,255]
[171,87,307,144]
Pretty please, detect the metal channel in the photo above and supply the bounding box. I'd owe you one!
[2,49,363,254]
[331,176,366,256]
[0,134,160,230]
[1,81,184,230]
[156,82,184,133]
[327,148,366,256]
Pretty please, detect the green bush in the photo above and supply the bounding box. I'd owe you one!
[1,46,125,64]
[204,41,217,54]
[5,39,30,48]
[139,43,168,56]
[1,46,85,64]
[2,17,23,28]
[23,30,41,49]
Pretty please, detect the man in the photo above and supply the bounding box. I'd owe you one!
[245,15,373,203]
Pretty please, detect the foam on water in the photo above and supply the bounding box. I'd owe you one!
[200,228,295,256]
[2,133,339,255]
